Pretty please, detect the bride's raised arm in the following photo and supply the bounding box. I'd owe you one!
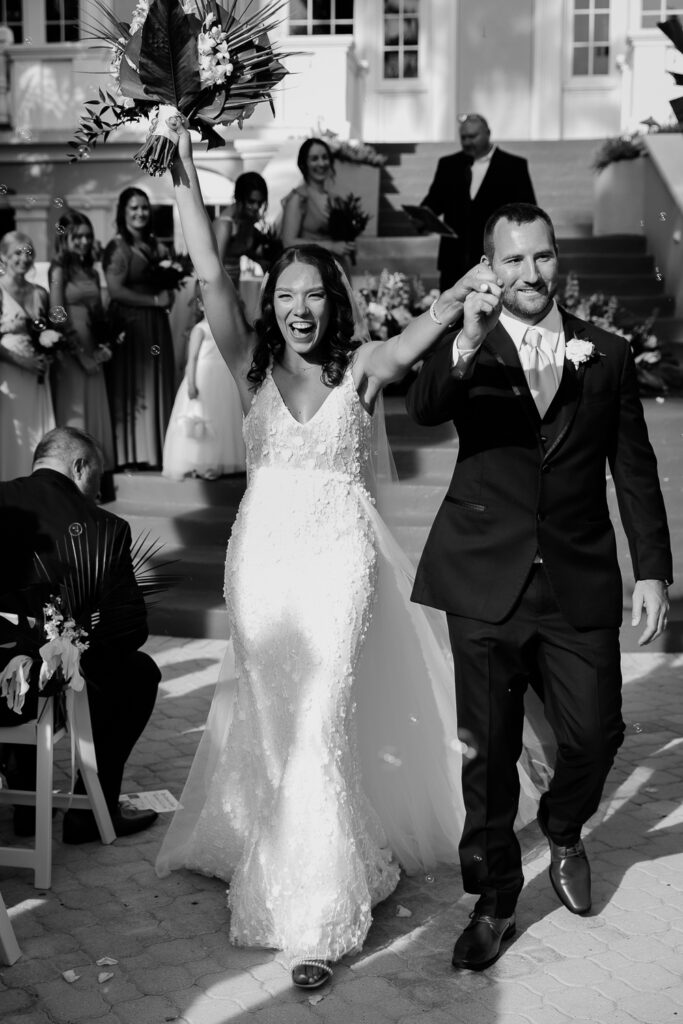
[169,118,255,382]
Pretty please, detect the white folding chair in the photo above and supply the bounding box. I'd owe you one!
[0,687,115,889]
[0,891,20,964]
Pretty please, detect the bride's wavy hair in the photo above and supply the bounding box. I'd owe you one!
[247,245,359,392]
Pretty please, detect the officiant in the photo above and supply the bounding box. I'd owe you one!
[0,426,161,844]
[421,114,536,290]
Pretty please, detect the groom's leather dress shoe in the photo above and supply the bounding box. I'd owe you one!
[451,912,516,971]
[63,804,159,844]
[537,813,591,915]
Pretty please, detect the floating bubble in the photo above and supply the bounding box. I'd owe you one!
[409,715,419,724]
[53,197,65,208]
[24,195,36,207]
[424,874,435,884]
[473,854,483,862]
[655,266,663,281]
[48,306,68,325]
[56,224,66,235]
[33,318,47,332]
[151,345,161,356]
[453,728,478,761]
[77,144,91,160]
[378,746,402,768]
[24,37,33,45]
[656,396,665,404]
[660,211,667,222]
[68,523,83,537]
[17,127,32,141]
[0,185,7,196]
[633,722,642,733]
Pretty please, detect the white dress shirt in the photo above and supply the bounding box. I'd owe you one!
[452,300,565,385]
[469,145,496,199]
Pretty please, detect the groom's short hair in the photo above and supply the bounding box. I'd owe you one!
[483,203,558,262]
[33,426,103,469]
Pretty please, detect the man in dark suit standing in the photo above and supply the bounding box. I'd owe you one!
[0,426,161,843]
[421,114,536,290]
[407,203,671,971]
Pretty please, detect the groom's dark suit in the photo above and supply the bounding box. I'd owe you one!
[407,309,672,916]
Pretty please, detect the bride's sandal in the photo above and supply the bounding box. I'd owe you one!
[290,959,333,989]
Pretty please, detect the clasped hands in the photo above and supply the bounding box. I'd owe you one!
[435,263,504,350]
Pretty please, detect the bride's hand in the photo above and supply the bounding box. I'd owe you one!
[167,114,192,162]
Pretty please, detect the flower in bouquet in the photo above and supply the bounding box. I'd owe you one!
[0,598,89,714]
[148,252,195,292]
[328,193,370,266]
[72,0,294,176]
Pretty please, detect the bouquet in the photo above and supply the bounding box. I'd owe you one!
[0,599,89,715]
[72,0,293,176]
[328,193,370,265]
[253,223,283,267]
[356,269,438,341]
[147,252,195,292]
[0,308,69,382]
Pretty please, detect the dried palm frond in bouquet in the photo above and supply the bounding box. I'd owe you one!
[71,0,295,175]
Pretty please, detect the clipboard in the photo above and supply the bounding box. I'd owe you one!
[402,205,458,237]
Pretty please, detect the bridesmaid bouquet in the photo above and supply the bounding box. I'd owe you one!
[71,0,292,176]
[328,194,370,266]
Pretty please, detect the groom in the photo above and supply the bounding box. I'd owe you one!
[407,203,672,970]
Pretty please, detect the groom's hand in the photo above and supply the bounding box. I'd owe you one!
[460,279,503,350]
[631,579,669,645]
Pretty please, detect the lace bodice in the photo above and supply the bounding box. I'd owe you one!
[245,366,376,493]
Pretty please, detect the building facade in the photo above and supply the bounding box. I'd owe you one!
[0,0,680,257]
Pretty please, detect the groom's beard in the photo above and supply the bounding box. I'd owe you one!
[502,285,556,324]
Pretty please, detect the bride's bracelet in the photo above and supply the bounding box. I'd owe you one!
[428,296,457,329]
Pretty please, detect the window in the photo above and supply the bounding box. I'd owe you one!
[642,1,683,29]
[45,0,80,43]
[289,0,353,35]
[0,0,23,44]
[383,0,419,79]
[572,0,610,76]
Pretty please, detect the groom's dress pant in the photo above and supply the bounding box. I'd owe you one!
[447,563,624,918]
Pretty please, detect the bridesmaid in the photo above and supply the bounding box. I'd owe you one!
[280,138,356,275]
[0,231,55,480]
[214,171,269,288]
[48,209,115,470]
[103,187,175,469]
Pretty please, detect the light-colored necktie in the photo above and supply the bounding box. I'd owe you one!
[521,328,556,418]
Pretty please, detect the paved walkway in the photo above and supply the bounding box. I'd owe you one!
[1,638,682,1024]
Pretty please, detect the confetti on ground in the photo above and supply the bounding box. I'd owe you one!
[396,905,412,917]
[309,993,327,1005]
[96,957,118,966]
[98,972,114,984]
[62,970,80,983]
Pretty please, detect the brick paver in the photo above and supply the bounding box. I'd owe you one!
[1,640,682,1024]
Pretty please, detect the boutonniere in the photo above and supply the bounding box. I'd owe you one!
[565,338,598,370]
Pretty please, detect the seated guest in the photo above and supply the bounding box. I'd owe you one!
[0,426,161,843]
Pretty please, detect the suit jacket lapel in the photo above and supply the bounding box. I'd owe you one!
[542,308,587,462]
[483,322,541,431]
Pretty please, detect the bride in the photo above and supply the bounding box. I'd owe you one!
[155,119,541,989]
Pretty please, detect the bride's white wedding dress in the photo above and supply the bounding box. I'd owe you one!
[156,365,541,962]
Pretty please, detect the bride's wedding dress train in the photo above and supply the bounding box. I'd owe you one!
[156,366,542,962]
